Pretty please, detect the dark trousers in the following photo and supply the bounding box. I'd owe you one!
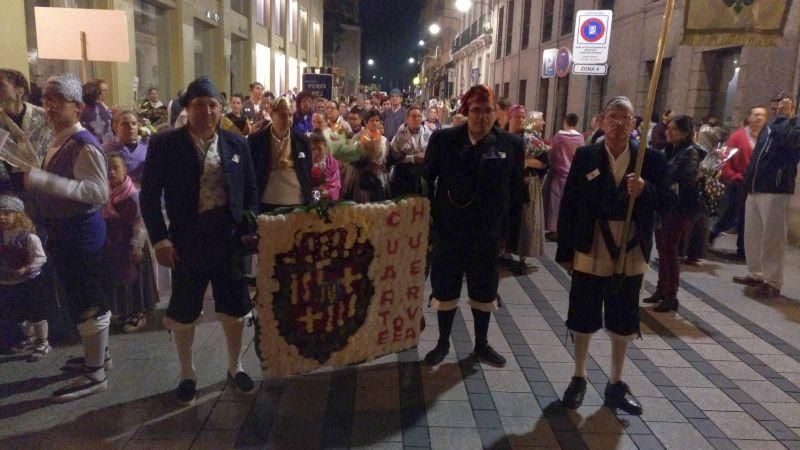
[683,214,708,260]
[566,271,643,336]
[49,243,109,323]
[0,276,47,323]
[430,238,500,303]
[167,210,251,324]
[656,212,694,298]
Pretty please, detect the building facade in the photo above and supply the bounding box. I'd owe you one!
[419,0,461,101]
[490,0,800,137]
[451,1,493,99]
[330,23,363,96]
[2,0,324,108]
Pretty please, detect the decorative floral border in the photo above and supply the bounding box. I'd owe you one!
[255,198,430,377]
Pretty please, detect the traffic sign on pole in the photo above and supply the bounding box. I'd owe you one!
[573,10,612,65]
[556,47,572,78]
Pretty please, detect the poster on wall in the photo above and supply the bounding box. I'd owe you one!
[34,7,130,62]
[302,73,334,101]
[254,198,430,377]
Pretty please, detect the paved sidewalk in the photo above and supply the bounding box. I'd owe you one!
[2,236,800,449]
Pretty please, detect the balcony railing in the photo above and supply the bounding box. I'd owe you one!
[452,14,492,53]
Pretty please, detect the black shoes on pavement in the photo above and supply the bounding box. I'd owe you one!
[176,379,197,406]
[474,344,506,367]
[561,377,643,415]
[562,376,587,409]
[654,297,679,312]
[424,342,507,367]
[642,291,663,304]
[228,371,256,395]
[424,342,450,365]
[604,381,643,415]
[176,371,255,406]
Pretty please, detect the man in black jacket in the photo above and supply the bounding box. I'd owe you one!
[422,85,524,368]
[141,77,259,406]
[734,97,800,298]
[556,96,668,415]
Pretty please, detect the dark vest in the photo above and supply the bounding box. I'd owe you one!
[40,129,106,251]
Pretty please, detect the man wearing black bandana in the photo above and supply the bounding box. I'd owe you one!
[422,85,524,367]
[556,96,668,415]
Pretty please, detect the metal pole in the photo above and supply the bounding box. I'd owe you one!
[614,0,677,275]
[582,77,592,132]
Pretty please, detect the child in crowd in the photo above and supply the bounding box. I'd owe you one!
[308,132,342,201]
[0,195,48,360]
[102,153,147,333]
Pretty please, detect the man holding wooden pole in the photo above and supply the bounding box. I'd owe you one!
[556,96,669,414]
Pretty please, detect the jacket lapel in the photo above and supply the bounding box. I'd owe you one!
[178,127,202,176]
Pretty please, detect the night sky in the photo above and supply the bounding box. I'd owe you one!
[359,0,425,90]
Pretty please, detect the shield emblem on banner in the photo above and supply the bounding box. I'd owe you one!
[272,227,376,364]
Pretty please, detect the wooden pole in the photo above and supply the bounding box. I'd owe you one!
[80,31,88,83]
[614,0,676,275]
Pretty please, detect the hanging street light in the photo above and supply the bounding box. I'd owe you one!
[454,0,473,12]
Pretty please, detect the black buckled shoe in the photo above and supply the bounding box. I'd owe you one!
[474,344,506,367]
[562,376,587,409]
[176,379,197,406]
[604,381,643,415]
[227,371,256,395]
[424,342,450,366]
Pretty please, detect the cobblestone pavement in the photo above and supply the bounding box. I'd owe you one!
[2,236,800,449]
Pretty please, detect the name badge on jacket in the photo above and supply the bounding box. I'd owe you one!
[586,168,600,181]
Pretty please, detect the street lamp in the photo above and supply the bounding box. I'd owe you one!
[428,23,441,35]
[455,0,490,13]
[367,58,374,66]
[408,57,415,64]
[454,0,473,12]
[418,40,425,47]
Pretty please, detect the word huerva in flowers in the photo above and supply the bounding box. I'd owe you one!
[255,198,430,377]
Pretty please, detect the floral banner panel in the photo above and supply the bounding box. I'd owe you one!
[681,0,793,47]
[254,198,430,377]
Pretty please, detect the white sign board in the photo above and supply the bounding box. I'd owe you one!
[572,64,608,75]
[34,7,130,62]
[572,10,612,65]
[541,48,558,78]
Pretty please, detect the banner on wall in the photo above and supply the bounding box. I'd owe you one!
[682,0,793,47]
[254,198,430,377]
